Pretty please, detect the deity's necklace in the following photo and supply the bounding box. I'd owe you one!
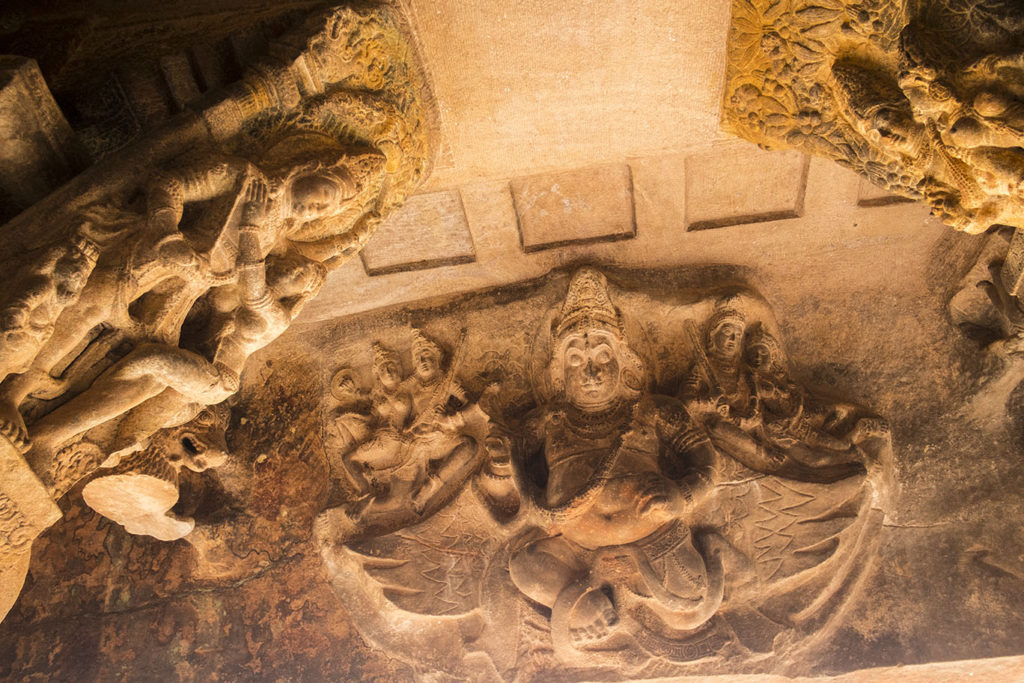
[564,398,632,439]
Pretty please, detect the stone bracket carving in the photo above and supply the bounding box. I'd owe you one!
[722,0,1024,236]
[0,1,437,624]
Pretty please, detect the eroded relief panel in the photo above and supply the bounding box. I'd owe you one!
[313,267,891,680]
[0,2,436,620]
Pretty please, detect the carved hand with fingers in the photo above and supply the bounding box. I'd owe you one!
[241,178,270,228]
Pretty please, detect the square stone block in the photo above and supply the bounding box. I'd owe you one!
[361,190,476,276]
[511,164,636,252]
[685,147,808,230]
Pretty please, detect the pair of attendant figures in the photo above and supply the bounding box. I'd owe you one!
[330,330,491,524]
[682,296,888,482]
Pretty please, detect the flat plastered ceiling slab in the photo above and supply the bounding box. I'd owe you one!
[402,0,735,189]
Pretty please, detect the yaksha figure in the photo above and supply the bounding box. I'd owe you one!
[19,175,331,483]
[0,132,384,469]
[510,268,727,659]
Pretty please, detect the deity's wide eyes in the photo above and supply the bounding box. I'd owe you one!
[593,347,613,365]
[566,350,585,368]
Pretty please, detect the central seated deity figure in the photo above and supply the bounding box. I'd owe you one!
[510,268,725,656]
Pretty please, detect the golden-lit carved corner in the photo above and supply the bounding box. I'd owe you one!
[0,2,437,622]
[722,0,1024,237]
[722,0,1024,354]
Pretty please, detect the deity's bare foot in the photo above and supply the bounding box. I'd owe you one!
[848,417,890,446]
[567,588,620,649]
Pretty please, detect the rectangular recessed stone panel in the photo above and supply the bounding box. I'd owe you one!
[857,176,916,207]
[511,164,636,252]
[685,148,808,230]
[360,190,476,276]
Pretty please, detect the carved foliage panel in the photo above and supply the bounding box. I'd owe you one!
[723,0,1024,235]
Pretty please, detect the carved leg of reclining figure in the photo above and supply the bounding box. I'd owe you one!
[509,535,585,609]
[26,344,225,476]
[510,536,625,654]
[783,443,860,469]
[632,533,726,633]
[708,420,784,473]
[411,436,475,514]
[1,267,120,393]
[105,390,204,460]
[337,448,372,497]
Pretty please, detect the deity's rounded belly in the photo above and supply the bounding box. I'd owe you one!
[558,473,675,549]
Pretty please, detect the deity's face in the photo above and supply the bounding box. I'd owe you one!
[267,253,325,298]
[414,349,442,383]
[747,342,772,371]
[746,336,785,376]
[55,251,92,300]
[562,329,621,411]
[290,175,343,220]
[375,360,402,390]
[711,321,744,360]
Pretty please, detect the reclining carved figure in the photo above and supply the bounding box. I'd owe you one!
[0,2,436,624]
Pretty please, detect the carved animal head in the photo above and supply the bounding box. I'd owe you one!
[156,406,230,473]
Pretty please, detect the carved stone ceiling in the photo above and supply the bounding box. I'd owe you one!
[405,0,735,189]
[298,0,744,320]
[303,1,947,323]
[305,143,948,323]
[4,0,1024,680]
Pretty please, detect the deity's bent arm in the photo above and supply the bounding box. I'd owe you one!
[145,156,254,247]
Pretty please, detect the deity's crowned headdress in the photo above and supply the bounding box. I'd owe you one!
[372,342,400,369]
[745,325,785,369]
[411,329,443,359]
[555,268,624,339]
[707,295,747,339]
